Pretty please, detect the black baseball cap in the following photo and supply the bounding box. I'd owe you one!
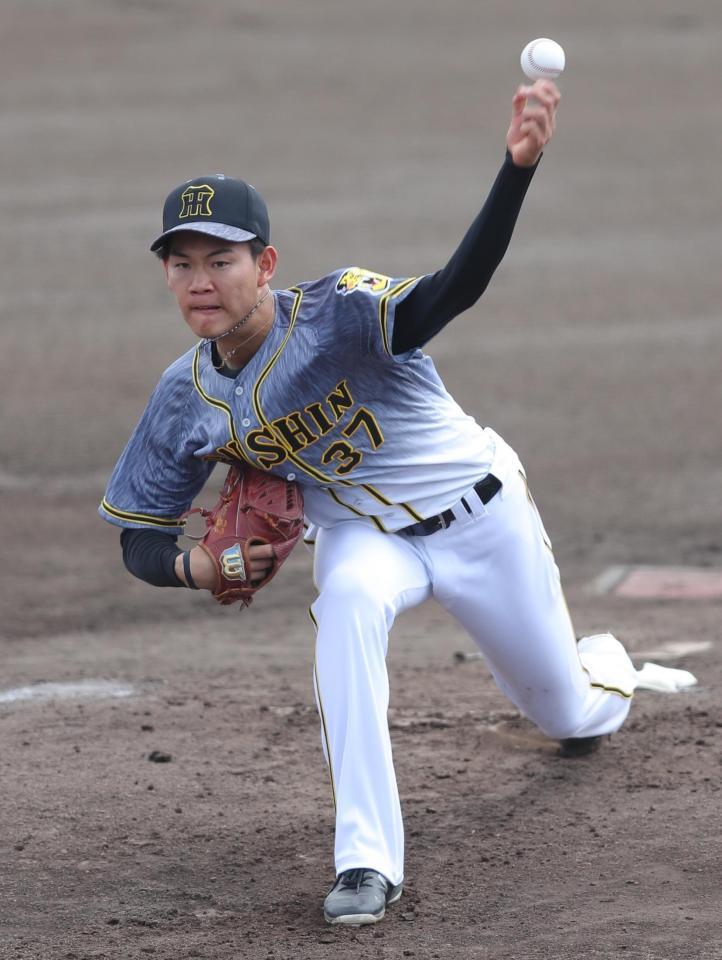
[150,174,270,252]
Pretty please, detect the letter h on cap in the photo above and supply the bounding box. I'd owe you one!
[179,184,215,219]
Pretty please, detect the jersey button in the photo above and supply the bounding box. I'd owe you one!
[287,473,296,481]
[235,386,243,395]
[241,418,251,427]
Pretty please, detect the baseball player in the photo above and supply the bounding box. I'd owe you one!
[100,80,641,925]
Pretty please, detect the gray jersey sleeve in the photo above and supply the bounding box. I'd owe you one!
[99,352,215,533]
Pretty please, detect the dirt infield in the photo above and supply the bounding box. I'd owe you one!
[2,1,721,958]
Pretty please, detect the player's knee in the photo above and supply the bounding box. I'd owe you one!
[533,707,586,740]
[512,687,589,740]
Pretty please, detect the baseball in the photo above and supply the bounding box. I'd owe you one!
[520,38,565,80]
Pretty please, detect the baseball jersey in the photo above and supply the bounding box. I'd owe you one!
[100,267,511,536]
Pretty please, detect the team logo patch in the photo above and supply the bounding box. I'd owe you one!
[336,268,391,296]
[179,183,215,219]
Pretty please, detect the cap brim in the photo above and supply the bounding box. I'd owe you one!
[150,221,258,252]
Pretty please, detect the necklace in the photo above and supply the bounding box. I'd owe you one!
[203,289,271,346]
[212,318,270,369]
[211,291,276,370]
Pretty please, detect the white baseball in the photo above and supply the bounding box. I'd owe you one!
[520,38,565,80]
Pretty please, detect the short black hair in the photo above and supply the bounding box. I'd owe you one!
[154,235,267,262]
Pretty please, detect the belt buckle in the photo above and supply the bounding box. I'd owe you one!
[437,512,450,531]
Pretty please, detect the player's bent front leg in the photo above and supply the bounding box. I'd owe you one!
[428,469,637,743]
[310,521,431,921]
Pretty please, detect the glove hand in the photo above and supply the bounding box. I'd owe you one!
[245,542,276,584]
[180,464,304,607]
[176,542,276,590]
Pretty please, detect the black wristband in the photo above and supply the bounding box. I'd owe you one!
[183,551,199,590]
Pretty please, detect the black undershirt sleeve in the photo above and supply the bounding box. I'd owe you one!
[391,152,539,354]
[120,527,184,587]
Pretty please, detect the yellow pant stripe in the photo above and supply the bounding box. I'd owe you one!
[308,607,337,810]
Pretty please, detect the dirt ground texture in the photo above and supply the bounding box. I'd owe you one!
[2,1,721,958]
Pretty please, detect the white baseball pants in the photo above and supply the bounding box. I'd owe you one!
[310,467,638,888]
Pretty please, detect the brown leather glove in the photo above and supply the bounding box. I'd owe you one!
[184,464,304,608]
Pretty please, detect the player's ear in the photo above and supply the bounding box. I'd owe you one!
[256,245,278,287]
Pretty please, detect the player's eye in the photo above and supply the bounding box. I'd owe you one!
[211,260,230,268]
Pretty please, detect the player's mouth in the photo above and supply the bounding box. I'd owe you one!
[189,305,226,326]
[190,305,222,314]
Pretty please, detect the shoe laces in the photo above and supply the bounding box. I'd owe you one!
[338,868,378,892]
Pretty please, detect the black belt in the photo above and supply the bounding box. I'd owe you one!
[400,474,502,537]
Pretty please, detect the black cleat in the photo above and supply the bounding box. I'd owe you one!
[558,735,603,758]
[323,868,403,925]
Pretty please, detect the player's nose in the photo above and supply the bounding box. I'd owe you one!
[188,267,214,292]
